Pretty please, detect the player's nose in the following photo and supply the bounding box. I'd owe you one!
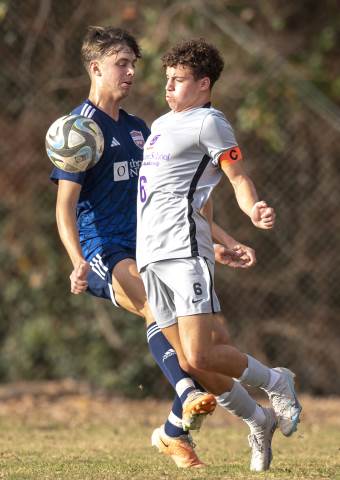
[127,66,135,77]
[165,79,174,90]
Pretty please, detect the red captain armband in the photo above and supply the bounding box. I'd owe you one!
[218,146,243,167]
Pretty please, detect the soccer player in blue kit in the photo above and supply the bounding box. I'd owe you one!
[50,26,258,469]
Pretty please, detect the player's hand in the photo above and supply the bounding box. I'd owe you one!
[214,243,256,268]
[70,260,90,294]
[251,201,276,229]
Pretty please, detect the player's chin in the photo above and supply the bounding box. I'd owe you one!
[166,97,175,109]
[118,85,132,98]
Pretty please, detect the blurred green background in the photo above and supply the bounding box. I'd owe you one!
[1,0,339,397]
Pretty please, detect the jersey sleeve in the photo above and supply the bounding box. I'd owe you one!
[49,167,86,185]
[199,112,243,167]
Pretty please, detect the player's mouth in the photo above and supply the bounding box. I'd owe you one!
[121,81,133,88]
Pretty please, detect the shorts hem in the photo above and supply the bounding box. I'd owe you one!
[155,317,178,329]
[176,307,220,317]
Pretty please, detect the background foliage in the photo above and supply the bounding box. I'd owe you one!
[1,0,339,396]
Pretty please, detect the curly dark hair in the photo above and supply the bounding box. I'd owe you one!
[162,39,224,88]
[81,26,141,72]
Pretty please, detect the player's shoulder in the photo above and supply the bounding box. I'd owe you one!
[72,100,97,118]
[205,106,229,121]
[119,108,150,133]
[150,110,173,130]
[71,100,109,135]
[201,106,233,129]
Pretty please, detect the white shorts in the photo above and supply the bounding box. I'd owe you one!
[141,257,221,329]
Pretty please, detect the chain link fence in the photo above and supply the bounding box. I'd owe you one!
[1,0,339,396]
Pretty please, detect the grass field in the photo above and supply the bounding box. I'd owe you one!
[0,382,339,479]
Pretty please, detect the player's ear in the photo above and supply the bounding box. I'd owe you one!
[90,60,102,77]
[200,77,210,91]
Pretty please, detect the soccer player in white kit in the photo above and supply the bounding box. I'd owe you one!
[54,27,262,470]
[137,39,302,471]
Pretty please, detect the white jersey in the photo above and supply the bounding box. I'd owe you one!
[136,104,239,271]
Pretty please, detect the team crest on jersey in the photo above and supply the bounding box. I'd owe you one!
[130,130,145,149]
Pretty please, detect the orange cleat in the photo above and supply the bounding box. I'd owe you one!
[151,425,205,468]
[182,390,217,431]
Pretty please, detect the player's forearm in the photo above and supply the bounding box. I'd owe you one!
[232,174,259,219]
[56,207,84,268]
[203,197,242,248]
[211,222,239,248]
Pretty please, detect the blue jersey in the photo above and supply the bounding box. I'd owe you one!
[50,100,150,260]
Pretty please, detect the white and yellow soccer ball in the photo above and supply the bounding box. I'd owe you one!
[45,114,104,172]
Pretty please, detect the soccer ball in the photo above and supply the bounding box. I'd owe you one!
[45,114,104,172]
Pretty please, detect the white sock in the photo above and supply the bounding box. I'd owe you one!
[216,381,257,420]
[263,369,281,392]
[244,404,266,433]
[237,355,271,388]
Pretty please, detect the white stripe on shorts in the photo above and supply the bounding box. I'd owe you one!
[95,254,109,272]
[108,283,119,307]
[90,261,106,280]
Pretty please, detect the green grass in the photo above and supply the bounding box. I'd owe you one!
[0,393,339,479]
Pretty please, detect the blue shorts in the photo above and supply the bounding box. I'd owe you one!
[86,246,135,306]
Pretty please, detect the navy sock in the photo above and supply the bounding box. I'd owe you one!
[146,322,197,403]
[164,395,187,438]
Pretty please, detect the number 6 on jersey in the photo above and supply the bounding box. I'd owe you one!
[139,175,147,203]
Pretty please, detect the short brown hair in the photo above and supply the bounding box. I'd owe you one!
[81,26,141,71]
[162,39,224,88]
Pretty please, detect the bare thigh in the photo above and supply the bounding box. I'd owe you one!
[111,258,154,325]
[211,313,233,346]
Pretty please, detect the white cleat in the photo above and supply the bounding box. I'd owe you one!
[248,407,277,472]
[268,367,302,437]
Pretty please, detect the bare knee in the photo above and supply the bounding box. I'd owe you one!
[178,356,195,375]
[185,350,211,371]
[175,350,203,377]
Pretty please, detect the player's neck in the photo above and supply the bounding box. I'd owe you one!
[172,94,211,113]
[88,89,121,121]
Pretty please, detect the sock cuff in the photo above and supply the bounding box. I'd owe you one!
[176,378,196,398]
[216,380,238,404]
[239,354,271,388]
[146,322,160,343]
